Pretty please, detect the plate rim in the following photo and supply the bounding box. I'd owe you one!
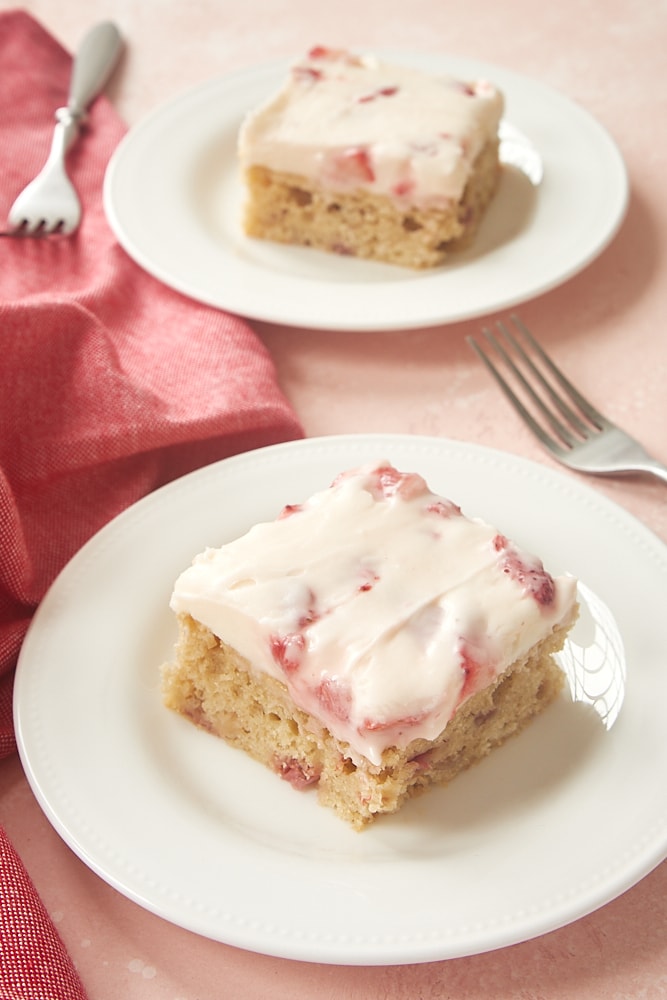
[103,52,629,331]
[14,434,667,965]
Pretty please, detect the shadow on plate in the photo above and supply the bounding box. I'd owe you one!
[385,696,602,857]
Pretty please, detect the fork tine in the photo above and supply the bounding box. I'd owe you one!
[508,315,608,429]
[496,320,590,437]
[466,333,570,456]
[5,218,67,237]
[481,325,579,447]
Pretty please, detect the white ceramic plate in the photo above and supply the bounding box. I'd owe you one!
[103,54,628,331]
[15,435,667,965]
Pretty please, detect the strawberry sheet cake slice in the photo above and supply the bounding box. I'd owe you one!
[162,463,578,829]
[237,47,504,267]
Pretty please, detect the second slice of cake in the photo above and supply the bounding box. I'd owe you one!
[238,47,504,268]
[162,462,578,830]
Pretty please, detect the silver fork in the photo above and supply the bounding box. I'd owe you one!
[467,315,667,485]
[5,22,123,237]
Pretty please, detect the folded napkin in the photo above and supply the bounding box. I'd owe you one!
[0,10,303,997]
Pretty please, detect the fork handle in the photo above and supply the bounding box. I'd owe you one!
[642,460,667,485]
[65,22,124,125]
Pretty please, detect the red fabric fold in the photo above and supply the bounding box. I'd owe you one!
[0,827,88,1000]
[0,11,303,997]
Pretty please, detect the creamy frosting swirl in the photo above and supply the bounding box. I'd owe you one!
[170,463,576,765]
[238,47,504,209]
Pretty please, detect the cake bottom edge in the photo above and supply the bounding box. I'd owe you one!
[160,610,576,831]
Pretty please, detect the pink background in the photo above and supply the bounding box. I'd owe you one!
[1,1,666,997]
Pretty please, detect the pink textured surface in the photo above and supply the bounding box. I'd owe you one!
[1,1,666,997]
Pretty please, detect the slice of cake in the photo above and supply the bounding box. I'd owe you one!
[162,463,578,830]
[238,47,504,268]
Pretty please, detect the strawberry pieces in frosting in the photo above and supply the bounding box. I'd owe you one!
[332,147,375,184]
[316,676,353,722]
[270,632,306,673]
[493,534,556,606]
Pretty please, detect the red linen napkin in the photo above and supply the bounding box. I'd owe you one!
[0,10,303,997]
[0,827,88,1000]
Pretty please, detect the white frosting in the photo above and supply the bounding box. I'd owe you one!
[238,47,504,209]
[170,464,577,765]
